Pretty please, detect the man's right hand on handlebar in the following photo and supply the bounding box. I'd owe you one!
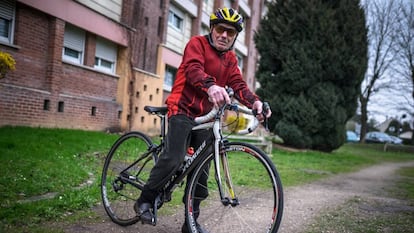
[207,85,231,108]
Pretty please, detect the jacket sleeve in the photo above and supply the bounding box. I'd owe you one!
[182,37,216,93]
[227,60,260,108]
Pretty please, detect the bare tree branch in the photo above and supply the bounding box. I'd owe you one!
[359,0,401,142]
[392,0,414,142]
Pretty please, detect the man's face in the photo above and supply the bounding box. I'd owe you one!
[211,23,238,51]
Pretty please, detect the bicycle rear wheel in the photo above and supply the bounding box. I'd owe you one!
[184,142,283,233]
[101,131,158,226]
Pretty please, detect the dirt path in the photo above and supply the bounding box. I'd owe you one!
[279,161,414,233]
[63,161,414,233]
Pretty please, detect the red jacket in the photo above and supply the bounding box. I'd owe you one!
[166,35,259,119]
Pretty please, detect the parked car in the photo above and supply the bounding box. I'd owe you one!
[388,135,403,144]
[364,131,393,144]
[346,131,359,142]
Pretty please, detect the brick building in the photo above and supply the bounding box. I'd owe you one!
[0,0,268,135]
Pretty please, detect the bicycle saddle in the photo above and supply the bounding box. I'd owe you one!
[144,106,168,115]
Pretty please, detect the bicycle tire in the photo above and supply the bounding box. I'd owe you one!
[184,142,283,233]
[101,131,158,226]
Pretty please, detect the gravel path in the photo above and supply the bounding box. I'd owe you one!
[279,161,414,233]
[63,161,414,233]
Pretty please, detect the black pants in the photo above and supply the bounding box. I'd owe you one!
[139,115,211,204]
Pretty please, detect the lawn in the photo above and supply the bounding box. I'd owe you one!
[0,126,119,229]
[0,126,413,232]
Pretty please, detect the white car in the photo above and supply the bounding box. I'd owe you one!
[388,135,403,144]
[364,132,393,144]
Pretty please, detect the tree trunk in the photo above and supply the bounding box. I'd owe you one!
[359,95,368,143]
[411,72,414,145]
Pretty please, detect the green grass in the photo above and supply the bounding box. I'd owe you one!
[392,166,414,200]
[272,143,413,187]
[0,126,119,229]
[0,126,413,232]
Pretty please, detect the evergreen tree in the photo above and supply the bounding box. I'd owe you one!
[254,0,367,152]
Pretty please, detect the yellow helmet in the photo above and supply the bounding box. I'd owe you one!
[210,7,244,32]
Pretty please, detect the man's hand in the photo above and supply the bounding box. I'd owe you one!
[207,85,231,108]
[252,100,272,122]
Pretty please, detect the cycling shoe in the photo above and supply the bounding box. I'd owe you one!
[134,201,155,225]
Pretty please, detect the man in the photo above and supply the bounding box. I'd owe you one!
[135,7,271,233]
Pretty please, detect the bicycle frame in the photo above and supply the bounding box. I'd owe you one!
[101,96,282,231]
[160,104,249,208]
[117,102,262,224]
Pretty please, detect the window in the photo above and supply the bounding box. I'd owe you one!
[94,37,117,73]
[43,99,50,111]
[0,0,15,44]
[236,52,244,71]
[200,25,210,36]
[168,6,183,31]
[202,0,209,12]
[158,17,162,36]
[91,106,96,116]
[63,24,85,64]
[164,65,177,91]
[58,101,64,112]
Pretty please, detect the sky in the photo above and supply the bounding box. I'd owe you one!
[359,0,413,125]
[368,89,412,123]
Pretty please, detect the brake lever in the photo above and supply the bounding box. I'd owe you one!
[262,102,270,131]
[252,101,270,131]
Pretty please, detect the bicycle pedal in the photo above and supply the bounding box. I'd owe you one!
[140,216,156,226]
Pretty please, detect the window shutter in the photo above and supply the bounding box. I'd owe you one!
[63,25,85,52]
[96,38,117,62]
[0,0,14,20]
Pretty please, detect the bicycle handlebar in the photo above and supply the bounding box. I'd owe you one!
[194,103,262,135]
[193,107,220,124]
[232,104,261,134]
[194,87,270,135]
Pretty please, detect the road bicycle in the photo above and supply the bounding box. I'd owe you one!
[101,91,284,233]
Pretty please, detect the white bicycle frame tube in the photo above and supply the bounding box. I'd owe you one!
[193,103,261,201]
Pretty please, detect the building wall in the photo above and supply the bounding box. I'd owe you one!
[117,0,168,133]
[0,1,123,131]
[76,0,123,22]
[127,0,167,74]
[19,0,128,46]
[244,0,264,91]
[159,0,265,101]
[165,2,192,54]
[129,69,164,136]
[0,0,266,135]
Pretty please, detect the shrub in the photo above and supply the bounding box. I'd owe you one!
[0,51,16,79]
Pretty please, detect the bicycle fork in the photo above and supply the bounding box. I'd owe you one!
[213,121,239,207]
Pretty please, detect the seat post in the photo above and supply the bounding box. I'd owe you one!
[159,114,166,139]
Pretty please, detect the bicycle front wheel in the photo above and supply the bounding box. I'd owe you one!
[101,131,158,226]
[184,142,283,233]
